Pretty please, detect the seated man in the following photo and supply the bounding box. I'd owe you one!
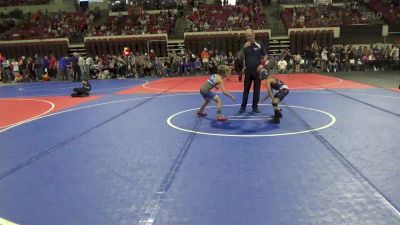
[277,58,288,74]
[71,79,91,97]
[328,53,338,72]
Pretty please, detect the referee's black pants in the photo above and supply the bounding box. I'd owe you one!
[240,70,261,110]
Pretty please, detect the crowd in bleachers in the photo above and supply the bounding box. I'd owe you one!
[0,10,98,40]
[187,1,268,32]
[0,0,50,7]
[110,0,177,11]
[0,0,396,40]
[275,42,399,74]
[281,4,371,28]
[0,17,16,37]
[142,0,178,10]
[368,0,400,24]
[0,47,241,82]
[278,0,312,3]
[2,41,398,83]
[0,8,177,40]
[89,10,177,36]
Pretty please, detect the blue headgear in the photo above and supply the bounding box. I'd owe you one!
[259,68,270,80]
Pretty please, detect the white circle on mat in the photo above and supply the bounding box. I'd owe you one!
[167,104,336,137]
[0,98,55,129]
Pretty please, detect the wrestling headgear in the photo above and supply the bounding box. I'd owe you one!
[259,68,270,80]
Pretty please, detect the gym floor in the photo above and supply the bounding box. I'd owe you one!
[0,72,399,225]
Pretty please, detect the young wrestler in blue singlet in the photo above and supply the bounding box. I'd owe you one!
[197,65,236,121]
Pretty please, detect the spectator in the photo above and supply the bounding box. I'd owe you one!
[78,54,85,79]
[149,49,157,63]
[71,53,81,82]
[11,59,20,82]
[311,40,319,52]
[35,56,45,80]
[194,57,202,74]
[208,57,218,75]
[178,56,185,76]
[201,48,210,72]
[347,46,356,71]
[294,52,302,72]
[304,46,314,72]
[390,45,399,60]
[328,53,338,72]
[321,47,328,71]
[27,57,36,81]
[19,56,28,80]
[277,58,288,74]
[234,53,244,82]
[85,56,94,79]
[2,57,11,83]
[227,52,235,67]
[144,59,153,76]
[59,56,69,81]
[283,48,292,70]
[49,55,57,79]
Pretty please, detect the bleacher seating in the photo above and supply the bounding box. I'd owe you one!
[0,11,92,40]
[0,0,50,7]
[90,10,177,36]
[187,4,268,32]
[368,0,400,24]
[281,5,370,28]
